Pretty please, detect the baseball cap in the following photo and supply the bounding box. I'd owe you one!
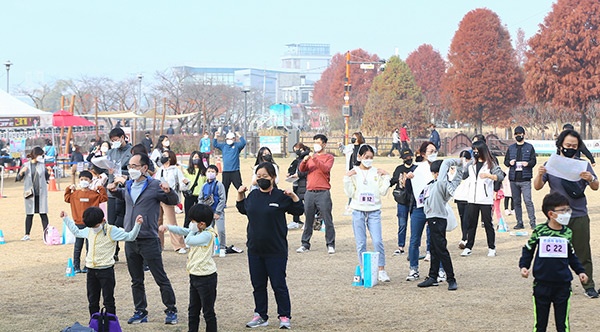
[226,132,235,139]
[400,148,413,158]
[514,126,525,134]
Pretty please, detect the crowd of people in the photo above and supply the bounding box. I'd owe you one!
[13,123,599,331]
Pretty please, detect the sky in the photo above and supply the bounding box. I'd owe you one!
[1,0,556,92]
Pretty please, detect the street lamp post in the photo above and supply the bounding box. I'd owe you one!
[242,88,250,159]
[4,60,12,93]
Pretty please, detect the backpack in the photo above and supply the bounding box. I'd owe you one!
[62,322,95,332]
[200,181,219,210]
[89,308,122,332]
[43,225,61,245]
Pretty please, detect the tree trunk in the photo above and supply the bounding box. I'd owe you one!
[588,117,593,139]
[580,112,587,139]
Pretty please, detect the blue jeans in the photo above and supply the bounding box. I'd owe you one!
[352,210,385,267]
[396,204,409,248]
[409,207,427,270]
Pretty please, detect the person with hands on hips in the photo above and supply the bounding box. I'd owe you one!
[236,162,304,329]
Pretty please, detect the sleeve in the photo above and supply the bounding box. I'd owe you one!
[491,165,505,182]
[215,183,226,215]
[343,175,356,199]
[286,197,305,216]
[158,186,180,205]
[445,159,464,198]
[390,166,401,188]
[568,243,586,275]
[298,159,309,172]
[528,145,537,168]
[97,186,108,203]
[111,187,124,200]
[313,154,334,173]
[185,229,213,247]
[518,230,539,269]
[378,174,391,196]
[110,222,141,241]
[238,136,247,150]
[213,139,223,151]
[580,144,596,164]
[166,225,190,237]
[177,168,188,191]
[64,187,73,203]
[63,216,89,238]
[503,147,511,167]
[236,198,247,215]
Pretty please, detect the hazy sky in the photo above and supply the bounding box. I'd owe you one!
[1,0,555,91]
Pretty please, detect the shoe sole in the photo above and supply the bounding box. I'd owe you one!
[247,322,269,328]
[418,283,439,287]
[128,319,148,324]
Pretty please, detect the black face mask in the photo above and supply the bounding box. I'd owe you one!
[295,150,302,156]
[561,147,577,158]
[351,138,357,144]
[404,158,413,166]
[256,178,272,190]
[515,135,524,142]
[472,152,480,160]
[192,159,201,166]
[160,156,169,164]
[262,154,272,162]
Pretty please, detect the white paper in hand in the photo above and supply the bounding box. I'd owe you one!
[91,156,116,171]
[545,153,588,182]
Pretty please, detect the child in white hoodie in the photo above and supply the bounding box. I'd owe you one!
[343,145,391,282]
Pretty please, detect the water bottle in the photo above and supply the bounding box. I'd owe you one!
[213,236,220,256]
[510,231,528,237]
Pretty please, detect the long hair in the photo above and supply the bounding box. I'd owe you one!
[555,129,583,155]
[472,140,495,168]
[155,135,169,152]
[354,144,375,166]
[415,141,435,163]
[188,151,207,176]
[255,147,276,166]
[352,132,365,145]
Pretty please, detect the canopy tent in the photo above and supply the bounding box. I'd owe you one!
[52,110,96,127]
[141,109,199,119]
[0,89,53,127]
[81,110,198,119]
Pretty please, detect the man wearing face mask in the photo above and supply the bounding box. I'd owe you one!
[296,134,336,254]
[213,131,246,202]
[504,126,537,230]
[107,153,181,324]
[141,131,153,154]
[388,128,401,157]
[106,128,133,260]
[390,148,417,255]
[535,129,599,299]
[428,124,441,150]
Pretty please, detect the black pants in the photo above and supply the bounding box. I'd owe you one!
[184,194,199,228]
[427,218,455,282]
[87,266,116,316]
[25,195,49,235]
[248,254,291,321]
[455,200,468,241]
[107,197,125,256]
[532,283,572,332]
[221,170,242,201]
[466,203,495,250]
[292,186,304,223]
[73,224,88,270]
[504,197,514,210]
[401,141,410,150]
[388,142,401,155]
[189,273,218,332]
[125,238,177,315]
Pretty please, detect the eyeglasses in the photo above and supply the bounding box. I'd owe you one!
[127,164,142,170]
[553,208,572,214]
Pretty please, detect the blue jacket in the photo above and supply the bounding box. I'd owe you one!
[113,177,179,239]
[213,137,246,172]
[429,130,441,149]
[504,142,536,181]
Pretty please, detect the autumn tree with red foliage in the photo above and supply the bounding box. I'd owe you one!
[406,44,446,124]
[443,8,524,134]
[524,0,600,138]
[312,49,380,130]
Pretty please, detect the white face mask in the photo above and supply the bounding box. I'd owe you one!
[79,180,90,188]
[313,144,322,153]
[226,139,234,145]
[111,141,122,149]
[100,146,109,153]
[203,135,208,138]
[427,153,438,163]
[556,212,572,225]
[163,140,170,147]
[92,224,103,234]
[361,159,373,168]
[129,169,142,181]
[189,222,199,233]
[36,156,45,163]
[207,172,217,180]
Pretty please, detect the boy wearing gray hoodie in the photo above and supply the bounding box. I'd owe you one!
[418,158,464,291]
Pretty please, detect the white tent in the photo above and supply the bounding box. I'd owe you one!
[0,89,53,127]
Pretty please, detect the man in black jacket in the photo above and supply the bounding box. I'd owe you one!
[504,126,537,229]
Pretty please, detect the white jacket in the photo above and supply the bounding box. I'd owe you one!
[453,178,470,202]
[343,166,391,212]
[155,165,188,193]
[466,162,504,205]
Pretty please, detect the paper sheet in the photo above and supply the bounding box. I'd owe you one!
[411,162,434,207]
[544,153,588,182]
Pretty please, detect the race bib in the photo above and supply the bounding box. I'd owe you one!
[539,236,568,258]
[79,198,90,202]
[359,192,376,205]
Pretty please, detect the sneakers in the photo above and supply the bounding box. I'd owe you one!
[406,269,420,281]
[225,245,244,254]
[287,222,302,229]
[378,270,391,282]
[460,248,472,256]
[21,235,30,241]
[585,288,599,299]
[177,248,187,254]
[513,224,525,230]
[458,240,466,249]
[343,206,352,216]
[165,311,178,325]
[487,249,496,257]
[279,316,291,329]
[505,209,511,216]
[424,252,431,261]
[127,311,148,324]
[296,246,309,253]
[530,223,537,229]
[417,277,439,288]
[246,313,268,328]
[437,270,447,283]
[327,246,336,254]
[81,267,88,273]
[393,248,405,255]
[448,280,458,291]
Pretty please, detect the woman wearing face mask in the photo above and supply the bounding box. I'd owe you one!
[286,143,310,229]
[150,135,170,168]
[250,147,279,191]
[405,142,437,282]
[70,144,85,185]
[155,150,189,253]
[390,147,417,255]
[200,165,227,253]
[534,129,599,298]
[236,162,303,329]
[87,141,110,162]
[344,145,391,282]
[339,132,365,215]
[183,151,207,228]
[461,140,505,258]
[16,146,51,241]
